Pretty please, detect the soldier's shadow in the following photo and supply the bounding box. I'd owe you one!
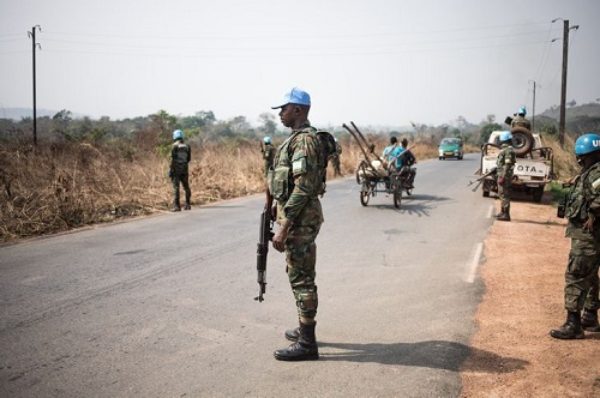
[318,340,528,373]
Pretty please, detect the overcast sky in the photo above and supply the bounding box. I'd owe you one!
[0,0,598,127]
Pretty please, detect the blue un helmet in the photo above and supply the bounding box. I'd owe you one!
[517,106,527,116]
[500,130,513,142]
[263,136,272,145]
[172,129,184,141]
[574,132,600,156]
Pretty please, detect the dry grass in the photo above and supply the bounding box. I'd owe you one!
[543,134,578,180]
[0,136,441,242]
[0,141,265,241]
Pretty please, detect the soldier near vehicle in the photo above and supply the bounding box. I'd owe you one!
[267,87,332,361]
[495,131,516,221]
[169,129,192,212]
[261,136,274,178]
[510,106,532,131]
[551,132,600,339]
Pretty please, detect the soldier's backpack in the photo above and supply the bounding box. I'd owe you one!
[315,130,337,195]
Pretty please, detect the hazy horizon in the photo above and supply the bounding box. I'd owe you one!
[1,0,599,127]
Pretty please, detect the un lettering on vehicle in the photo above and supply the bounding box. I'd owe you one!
[515,163,547,176]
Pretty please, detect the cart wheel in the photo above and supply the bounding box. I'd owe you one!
[393,177,402,209]
[356,161,367,185]
[360,184,370,206]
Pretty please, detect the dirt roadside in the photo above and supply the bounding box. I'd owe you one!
[460,198,600,397]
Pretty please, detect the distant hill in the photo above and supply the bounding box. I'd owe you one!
[535,102,600,134]
[539,102,600,120]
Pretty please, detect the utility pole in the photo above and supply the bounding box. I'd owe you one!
[529,80,537,133]
[27,25,41,146]
[553,18,579,147]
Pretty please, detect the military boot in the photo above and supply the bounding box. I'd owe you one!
[581,309,600,332]
[284,326,300,342]
[183,203,191,211]
[550,311,584,339]
[274,322,319,361]
[497,209,511,222]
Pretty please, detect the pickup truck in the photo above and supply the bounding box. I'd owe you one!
[479,130,554,202]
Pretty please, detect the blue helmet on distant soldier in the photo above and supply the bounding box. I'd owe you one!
[263,136,272,144]
[500,130,513,142]
[172,129,184,141]
[517,106,527,116]
[574,132,600,156]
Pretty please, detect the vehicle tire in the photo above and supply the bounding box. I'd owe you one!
[532,186,544,203]
[439,157,442,160]
[360,183,370,206]
[510,126,534,157]
[458,155,463,160]
[393,177,402,209]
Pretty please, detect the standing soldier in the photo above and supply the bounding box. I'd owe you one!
[268,87,325,361]
[496,130,516,221]
[330,137,342,177]
[169,129,192,212]
[551,132,600,339]
[511,106,532,131]
[261,136,274,178]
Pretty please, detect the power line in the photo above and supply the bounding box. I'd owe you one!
[39,39,551,59]
[42,21,553,41]
[38,30,554,55]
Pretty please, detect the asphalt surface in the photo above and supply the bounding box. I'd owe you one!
[0,154,498,398]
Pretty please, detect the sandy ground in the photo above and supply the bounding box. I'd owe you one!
[460,197,600,397]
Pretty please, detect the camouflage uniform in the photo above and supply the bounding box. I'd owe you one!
[170,140,191,209]
[261,143,274,178]
[563,163,600,313]
[511,115,531,130]
[496,143,516,215]
[330,141,342,176]
[585,273,600,312]
[269,123,324,324]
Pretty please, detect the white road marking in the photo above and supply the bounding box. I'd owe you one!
[466,242,484,283]
[487,205,495,219]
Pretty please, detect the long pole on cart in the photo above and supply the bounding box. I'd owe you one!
[350,121,387,166]
[342,123,379,175]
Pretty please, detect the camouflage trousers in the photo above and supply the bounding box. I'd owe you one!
[564,238,600,312]
[498,179,511,213]
[285,224,321,324]
[331,155,341,176]
[172,173,191,207]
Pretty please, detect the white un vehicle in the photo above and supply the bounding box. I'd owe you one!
[479,130,555,202]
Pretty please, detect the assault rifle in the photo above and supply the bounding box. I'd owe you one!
[468,167,497,192]
[255,190,274,302]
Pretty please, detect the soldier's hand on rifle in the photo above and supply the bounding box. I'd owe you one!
[497,176,505,185]
[272,220,290,252]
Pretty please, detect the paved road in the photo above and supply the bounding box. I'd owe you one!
[1,154,503,397]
